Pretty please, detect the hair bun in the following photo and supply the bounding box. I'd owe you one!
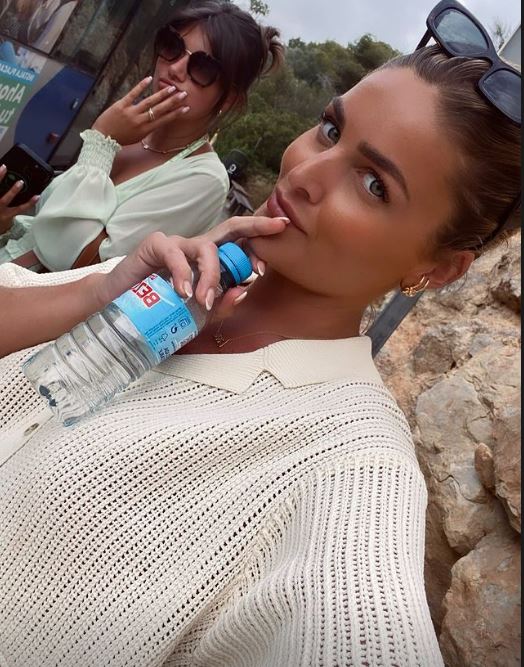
[261,25,285,75]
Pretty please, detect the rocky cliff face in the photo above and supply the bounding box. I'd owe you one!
[376,234,521,667]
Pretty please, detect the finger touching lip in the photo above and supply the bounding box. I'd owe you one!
[159,79,177,90]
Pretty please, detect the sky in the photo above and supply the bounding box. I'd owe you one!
[259,0,520,53]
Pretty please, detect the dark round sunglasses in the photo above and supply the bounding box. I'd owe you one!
[417,0,521,246]
[417,0,521,126]
[154,26,222,88]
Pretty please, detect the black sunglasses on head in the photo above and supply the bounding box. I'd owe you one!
[418,0,521,246]
[417,0,521,126]
[154,26,222,88]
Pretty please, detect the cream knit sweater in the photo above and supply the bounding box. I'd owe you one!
[0,262,444,667]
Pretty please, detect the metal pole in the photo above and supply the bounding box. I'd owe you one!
[367,291,424,358]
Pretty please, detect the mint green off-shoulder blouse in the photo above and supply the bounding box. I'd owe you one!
[0,130,229,271]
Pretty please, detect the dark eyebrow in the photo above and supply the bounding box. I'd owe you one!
[358,141,410,201]
[329,96,410,201]
[332,96,346,131]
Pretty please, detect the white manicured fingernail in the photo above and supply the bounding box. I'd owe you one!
[145,76,153,82]
[205,289,215,311]
[181,106,191,114]
[183,281,193,298]
[0,164,5,170]
[256,261,266,277]
[168,85,177,93]
[177,91,188,99]
[234,291,249,306]
[278,217,291,224]
[16,180,24,187]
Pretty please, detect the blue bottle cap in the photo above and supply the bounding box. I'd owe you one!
[218,243,253,285]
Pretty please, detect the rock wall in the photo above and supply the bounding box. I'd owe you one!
[376,234,521,666]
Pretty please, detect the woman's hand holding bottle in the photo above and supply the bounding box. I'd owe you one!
[0,214,288,359]
[21,215,290,424]
[94,214,289,315]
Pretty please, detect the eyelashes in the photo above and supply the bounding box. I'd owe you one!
[317,110,390,203]
[318,111,340,144]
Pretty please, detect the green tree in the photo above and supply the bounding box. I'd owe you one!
[350,34,400,72]
[490,19,513,50]
[216,32,401,194]
[224,0,270,17]
[315,40,365,93]
[216,63,326,173]
[249,0,269,17]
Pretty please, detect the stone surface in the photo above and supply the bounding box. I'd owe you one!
[423,499,460,633]
[492,403,521,533]
[376,233,521,666]
[415,372,508,556]
[474,443,495,493]
[439,530,521,667]
[490,247,521,313]
[412,324,456,375]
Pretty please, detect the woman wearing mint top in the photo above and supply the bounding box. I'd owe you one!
[0,2,520,665]
[0,1,284,271]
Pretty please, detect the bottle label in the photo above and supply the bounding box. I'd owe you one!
[114,274,198,363]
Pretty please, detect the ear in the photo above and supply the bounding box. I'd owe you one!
[426,250,476,290]
[219,88,242,115]
[401,250,476,292]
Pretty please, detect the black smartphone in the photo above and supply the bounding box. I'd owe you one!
[0,143,54,207]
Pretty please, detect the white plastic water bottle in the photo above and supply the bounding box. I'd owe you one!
[22,243,252,426]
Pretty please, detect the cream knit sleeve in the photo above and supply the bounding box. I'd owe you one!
[190,456,444,667]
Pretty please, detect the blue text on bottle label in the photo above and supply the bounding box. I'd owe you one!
[114,275,198,362]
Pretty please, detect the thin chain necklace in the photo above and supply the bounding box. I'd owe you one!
[141,134,209,155]
[213,320,298,350]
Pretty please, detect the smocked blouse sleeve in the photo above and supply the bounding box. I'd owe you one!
[26,130,121,272]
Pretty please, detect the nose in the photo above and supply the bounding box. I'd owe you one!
[167,52,190,83]
[285,148,336,206]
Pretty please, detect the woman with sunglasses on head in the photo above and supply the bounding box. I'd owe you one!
[0,1,520,665]
[0,0,284,271]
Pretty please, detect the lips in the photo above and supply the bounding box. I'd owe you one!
[159,78,178,90]
[267,189,306,234]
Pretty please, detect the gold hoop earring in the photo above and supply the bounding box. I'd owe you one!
[400,276,430,298]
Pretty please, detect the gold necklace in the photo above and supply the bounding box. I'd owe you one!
[213,320,297,350]
[141,134,209,155]
[141,138,191,154]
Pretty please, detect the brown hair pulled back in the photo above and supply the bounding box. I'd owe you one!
[161,0,284,123]
[381,46,521,256]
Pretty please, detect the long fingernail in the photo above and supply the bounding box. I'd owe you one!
[145,75,153,83]
[234,291,249,306]
[278,217,291,224]
[176,91,188,99]
[183,280,193,298]
[16,180,24,187]
[256,261,266,277]
[205,289,215,311]
[0,164,5,170]
[181,106,191,114]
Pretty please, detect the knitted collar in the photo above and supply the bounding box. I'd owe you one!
[154,336,384,394]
